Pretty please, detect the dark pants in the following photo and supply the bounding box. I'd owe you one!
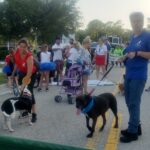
[124,79,146,133]
[65,62,72,75]
[18,72,37,104]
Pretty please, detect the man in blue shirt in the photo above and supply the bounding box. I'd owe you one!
[119,12,150,143]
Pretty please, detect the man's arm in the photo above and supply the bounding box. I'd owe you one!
[137,51,150,59]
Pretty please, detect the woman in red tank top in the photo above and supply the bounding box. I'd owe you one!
[12,38,37,123]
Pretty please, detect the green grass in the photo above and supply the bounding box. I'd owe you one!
[0,64,4,68]
[0,73,7,84]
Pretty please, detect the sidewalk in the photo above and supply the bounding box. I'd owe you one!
[0,84,12,96]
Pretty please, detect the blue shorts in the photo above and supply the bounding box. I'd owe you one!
[82,69,91,76]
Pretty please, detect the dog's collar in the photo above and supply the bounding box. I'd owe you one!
[82,97,95,114]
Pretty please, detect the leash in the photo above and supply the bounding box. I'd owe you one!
[96,64,114,86]
[12,79,20,97]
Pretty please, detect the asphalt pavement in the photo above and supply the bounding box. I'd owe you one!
[0,65,150,150]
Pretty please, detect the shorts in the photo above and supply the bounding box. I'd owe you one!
[95,55,106,65]
[82,65,91,76]
[7,72,17,77]
[82,70,91,76]
[54,60,64,73]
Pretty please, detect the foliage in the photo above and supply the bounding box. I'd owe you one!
[76,19,132,43]
[0,0,81,43]
[0,73,7,84]
[0,47,8,60]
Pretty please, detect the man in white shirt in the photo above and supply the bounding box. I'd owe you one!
[52,37,64,84]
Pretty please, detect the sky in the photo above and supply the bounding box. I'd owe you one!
[77,0,150,29]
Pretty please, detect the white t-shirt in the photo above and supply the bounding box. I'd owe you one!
[80,48,91,65]
[52,43,63,61]
[68,48,80,64]
[95,44,107,55]
[40,51,51,63]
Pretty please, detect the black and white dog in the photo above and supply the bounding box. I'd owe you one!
[1,87,33,132]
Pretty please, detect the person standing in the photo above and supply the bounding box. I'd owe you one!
[93,37,107,79]
[38,44,51,91]
[12,38,38,123]
[52,37,64,84]
[119,12,150,143]
[3,48,18,87]
[81,36,92,94]
[104,38,111,70]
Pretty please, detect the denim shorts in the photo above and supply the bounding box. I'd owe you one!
[82,69,91,76]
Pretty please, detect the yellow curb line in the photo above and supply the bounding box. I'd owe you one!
[104,113,122,150]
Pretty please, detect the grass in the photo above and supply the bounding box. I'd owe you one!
[0,72,7,84]
[0,64,4,68]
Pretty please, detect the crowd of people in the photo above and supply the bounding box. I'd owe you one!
[2,11,150,144]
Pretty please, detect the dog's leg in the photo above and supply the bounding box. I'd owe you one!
[114,114,118,128]
[3,115,8,130]
[28,113,33,126]
[6,117,14,132]
[111,107,119,128]
[87,117,97,138]
[99,113,106,131]
[86,116,92,131]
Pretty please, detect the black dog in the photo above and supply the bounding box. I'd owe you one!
[76,92,118,138]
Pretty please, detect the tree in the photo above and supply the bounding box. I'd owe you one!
[0,0,81,43]
[86,19,104,40]
[76,19,132,43]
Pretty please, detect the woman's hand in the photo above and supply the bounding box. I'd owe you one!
[22,76,31,85]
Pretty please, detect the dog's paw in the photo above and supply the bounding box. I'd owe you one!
[86,133,93,138]
[9,129,15,132]
[29,122,33,126]
[99,126,104,132]
[113,124,119,128]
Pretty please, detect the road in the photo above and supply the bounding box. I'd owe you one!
[0,66,150,150]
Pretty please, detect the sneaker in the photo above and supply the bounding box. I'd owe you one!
[31,113,37,123]
[145,87,150,92]
[121,124,142,136]
[46,87,49,91]
[120,132,138,143]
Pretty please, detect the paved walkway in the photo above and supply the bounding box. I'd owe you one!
[0,66,150,150]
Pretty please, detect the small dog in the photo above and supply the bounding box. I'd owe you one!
[1,87,33,132]
[76,90,118,138]
[118,83,124,95]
